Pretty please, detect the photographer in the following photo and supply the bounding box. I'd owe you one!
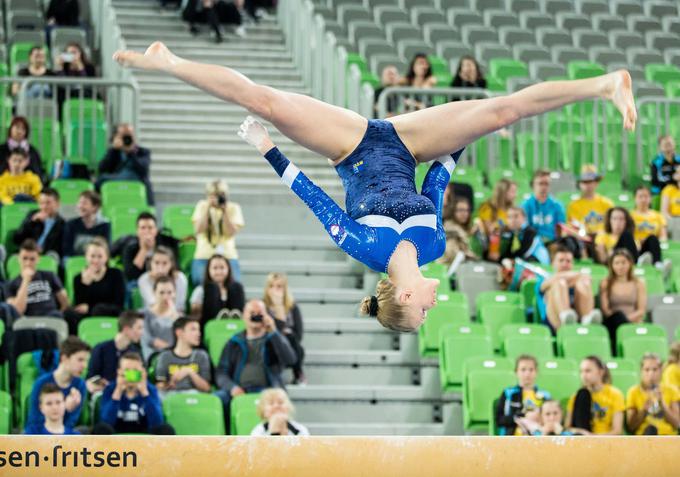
[97,123,155,205]
[191,179,244,285]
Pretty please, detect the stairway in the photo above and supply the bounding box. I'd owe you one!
[112,0,458,435]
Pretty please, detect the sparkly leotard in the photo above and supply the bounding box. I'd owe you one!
[263,119,462,273]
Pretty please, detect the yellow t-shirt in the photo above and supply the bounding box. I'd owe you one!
[513,389,548,435]
[630,209,667,243]
[567,194,614,235]
[662,363,680,392]
[661,184,680,217]
[567,384,625,434]
[626,384,680,435]
[594,232,618,254]
[191,199,245,260]
[0,171,42,205]
[477,202,508,230]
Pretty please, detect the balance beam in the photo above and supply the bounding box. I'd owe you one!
[0,436,676,476]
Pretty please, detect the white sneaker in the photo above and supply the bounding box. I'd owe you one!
[637,252,653,267]
[559,309,578,325]
[581,309,603,325]
[655,259,673,281]
[235,25,247,38]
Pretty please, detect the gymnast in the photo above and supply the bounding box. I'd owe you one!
[113,41,636,332]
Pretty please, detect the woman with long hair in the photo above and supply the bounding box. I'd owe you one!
[190,254,246,323]
[137,246,188,310]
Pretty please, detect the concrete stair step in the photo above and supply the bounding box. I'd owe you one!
[305,422,446,436]
[244,286,365,304]
[302,364,417,386]
[303,330,396,350]
[287,384,436,401]
[292,400,441,424]
[242,272,359,289]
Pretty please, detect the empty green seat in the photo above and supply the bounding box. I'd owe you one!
[605,358,638,395]
[78,317,118,347]
[645,64,680,88]
[0,390,11,434]
[567,61,605,80]
[419,301,470,357]
[616,324,667,359]
[65,120,108,168]
[500,324,554,360]
[452,167,485,189]
[536,358,580,403]
[178,241,196,274]
[439,323,492,393]
[110,212,139,242]
[62,98,106,124]
[64,256,87,302]
[463,356,515,431]
[488,168,530,187]
[163,204,195,240]
[633,267,666,296]
[101,181,148,214]
[230,392,261,435]
[558,324,611,360]
[489,58,528,89]
[1,203,37,252]
[6,254,58,280]
[51,179,93,205]
[163,393,225,435]
[516,133,560,172]
[205,319,246,366]
[476,291,525,350]
[29,117,63,172]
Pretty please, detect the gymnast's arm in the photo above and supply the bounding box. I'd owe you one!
[420,148,465,219]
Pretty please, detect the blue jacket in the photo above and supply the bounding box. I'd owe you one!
[24,423,80,435]
[27,373,86,429]
[495,385,552,436]
[650,154,680,194]
[99,381,164,433]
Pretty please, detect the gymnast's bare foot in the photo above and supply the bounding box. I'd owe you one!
[113,41,180,72]
[605,70,637,131]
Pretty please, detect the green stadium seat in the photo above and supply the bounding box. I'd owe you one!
[476,291,525,350]
[633,266,666,296]
[6,253,58,280]
[10,43,47,75]
[17,352,39,428]
[485,76,505,92]
[65,120,108,168]
[64,256,87,302]
[163,393,225,435]
[420,261,450,293]
[0,321,5,391]
[419,301,470,357]
[500,324,554,360]
[230,392,261,435]
[0,97,13,144]
[567,61,605,80]
[62,98,106,124]
[51,179,93,205]
[439,323,492,393]
[110,211,140,242]
[616,323,667,358]
[488,168,530,188]
[516,133,560,173]
[162,204,195,240]
[605,358,638,395]
[101,182,148,215]
[620,335,668,363]
[452,167,485,189]
[488,58,528,89]
[558,324,611,360]
[205,319,246,366]
[573,263,608,295]
[78,317,118,347]
[645,64,680,88]
[131,287,144,310]
[463,356,515,431]
[0,390,11,434]
[179,241,196,274]
[1,203,38,253]
[536,358,580,403]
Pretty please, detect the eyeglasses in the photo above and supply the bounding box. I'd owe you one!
[455,208,471,213]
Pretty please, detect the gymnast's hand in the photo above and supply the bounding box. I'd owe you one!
[238,116,274,154]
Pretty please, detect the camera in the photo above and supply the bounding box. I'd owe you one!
[250,314,263,323]
[122,134,134,147]
[60,52,75,63]
[124,369,142,383]
[217,193,227,206]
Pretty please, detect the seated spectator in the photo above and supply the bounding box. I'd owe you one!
[46,0,81,27]
[567,164,614,240]
[373,65,402,118]
[650,135,680,195]
[65,238,126,334]
[536,245,601,331]
[6,239,69,317]
[138,246,188,310]
[662,342,680,391]
[26,337,90,430]
[62,190,110,258]
[55,43,95,78]
[439,195,480,265]
[263,272,305,385]
[522,169,565,244]
[403,53,436,111]
[626,353,680,435]
[451,55,487,90]
[631,186,668,268]
[191,180,244,285]
[214,299,296,431]
[190,254,246,323]
[87,311,144,395]
[0,149,42,205]
[478,179,517,261]
[155,317,211,395]
[495,355,551,436]
[531,400,572,436]
[24,383,80,435]
[660,166,680,220]
[142,276,182,361]
[121,212,178,283]
[12,46,54,99]
[499,206,550,265]
[94,351,175,435]
[250,388,310,436]
[182,0,246,43]
[0,116,45,179]
[566,356,624,435]
[594,207,636,264]
[97,123,155,206]
[13,188,64,259]
[599,249,647,354]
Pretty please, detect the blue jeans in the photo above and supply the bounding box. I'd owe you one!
[191,258,241,286]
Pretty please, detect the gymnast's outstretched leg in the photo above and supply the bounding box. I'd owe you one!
[113,41,367,160]
[389,70,636,162]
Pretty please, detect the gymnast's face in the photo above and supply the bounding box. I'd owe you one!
[401,277,439,329]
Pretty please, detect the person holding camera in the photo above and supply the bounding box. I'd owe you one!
[94,351,175,435]
[191,179,244,285]
[97,123,155,205]
[214,299,297,433]
[55,43,95,78]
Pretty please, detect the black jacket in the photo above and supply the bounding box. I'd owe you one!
[13,211,65,257]
[98,146,155,205]
[120,233,179,281]
[46,0,80,26]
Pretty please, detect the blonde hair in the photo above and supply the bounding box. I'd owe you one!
[85,237,110,257]
[256,388,294,420]
[205,179,229,196]
[262,272,295,313]
[668,342,680,365]
[360,278,412,332]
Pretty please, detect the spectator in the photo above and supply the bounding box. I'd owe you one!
[594,207,636,264]
[26,337,90,430]
[626,353,680,435]
[250,388,310,436]
[650,135,680,195]
[66,238,126,334]
[536,245,601,331]
[138,246,188,310]
[6,239,69,317]
[631,186,668,266]
[191,180,244,285]
[190,254,246,323]
[97,123,155,206]
[478,179,517,260]
[142,276,182,362]
[499,206,550,265]
[522,169,566,243]
[531,400,572,436]
[373,65,401,118]
[263,272,305,385]
[54,43,95,78]
[94,351,175,435]
[86,311,144,395]
[566,356,624,435]
[46,0,80,27]
[121,212,178,282]
[12,46,54,99]
[0,116,45,178]
[214,299,296,431]
[439,195,481,266]
[495,355,551,436]
[13,188,64,258]
[24,383,80,435]
[451,55,487,90]
[660,166,680,220]
[182,0,247,43]
[155,317,211,395]
[62,190,110,258]
[662,342,680,391]
[599,249,646,353]
[0,148,42,205]
[567,164,614,238]
[403,53,436,111]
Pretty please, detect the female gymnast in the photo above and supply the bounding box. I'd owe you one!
[113,41,636,333]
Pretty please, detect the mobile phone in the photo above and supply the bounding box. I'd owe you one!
[124,369,142,383]
[60,52,75,62]
[88,375,105,385]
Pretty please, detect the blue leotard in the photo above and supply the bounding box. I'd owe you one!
[263,119,463,273]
